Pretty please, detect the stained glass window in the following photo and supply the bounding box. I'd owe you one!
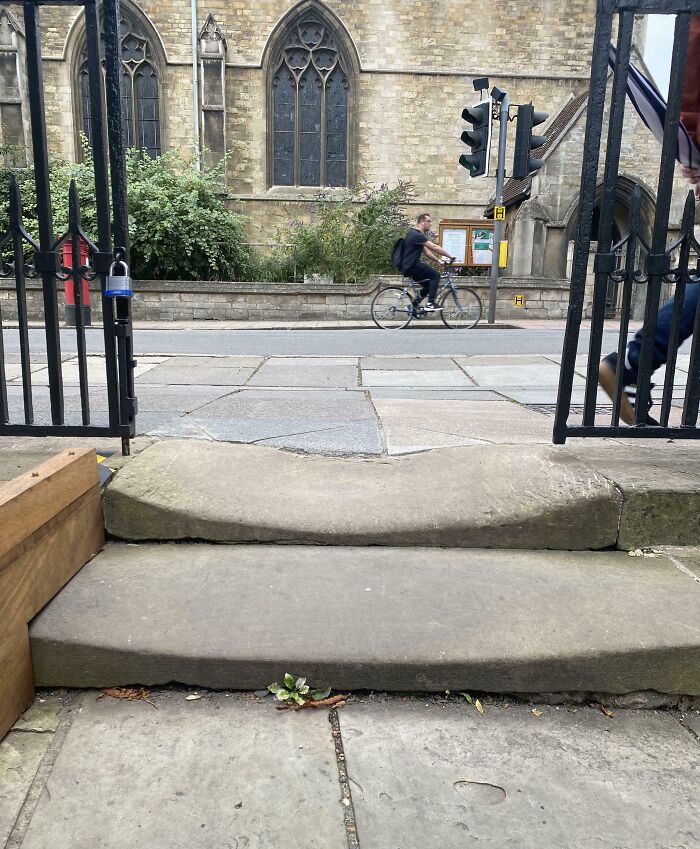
[272,17,349,187]
[79,12,161,158]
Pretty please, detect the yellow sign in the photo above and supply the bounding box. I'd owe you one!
[499,240,508,269]
[494,206,506,221]
[514,294,525,307]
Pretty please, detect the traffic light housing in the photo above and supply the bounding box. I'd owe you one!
[459,100,492,178]
[513,103,549,179]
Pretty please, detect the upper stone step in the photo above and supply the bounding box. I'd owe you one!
[104,440,622,549]
[29,542,700,695]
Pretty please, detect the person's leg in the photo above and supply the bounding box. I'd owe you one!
[408,262,440,305]
[599,284,699,423]
[626,283,699,373]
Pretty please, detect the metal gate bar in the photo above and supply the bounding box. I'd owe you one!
[0,0,136,451]
[554,0,700,442]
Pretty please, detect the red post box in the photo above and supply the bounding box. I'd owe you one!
[62,238,92,327]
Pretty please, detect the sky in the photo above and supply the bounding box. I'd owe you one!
[643,14,676,97]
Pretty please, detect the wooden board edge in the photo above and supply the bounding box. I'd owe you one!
[0,449,99,561]
[0,623,34,743]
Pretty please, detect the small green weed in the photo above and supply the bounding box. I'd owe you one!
[268,674,331,706]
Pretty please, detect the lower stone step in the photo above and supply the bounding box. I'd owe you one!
[30,543,700,695]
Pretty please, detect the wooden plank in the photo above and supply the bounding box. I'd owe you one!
[0,486,104,624]
[0,486,104,741]
[0,449,99,561]
[0,624,34,743]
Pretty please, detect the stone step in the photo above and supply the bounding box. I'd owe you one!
[104,440,625,549]
[29,543,700,695]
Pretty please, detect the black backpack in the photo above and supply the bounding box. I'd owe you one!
[390,237,405,271]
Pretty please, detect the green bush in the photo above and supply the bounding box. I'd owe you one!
[277,182,414,284]
[0,142,253,281]
[1,142,412,284]
[124,148,252,281]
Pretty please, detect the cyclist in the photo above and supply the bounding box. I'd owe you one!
[402,213,455,312]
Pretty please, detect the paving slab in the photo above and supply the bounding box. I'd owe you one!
[180,388,375,422]
[16,692,347,849]
[373,399,556,452]
[0,730,52,845]
[147,418,383,455]
[247,358,359,388]
[340,701,700,849]
[136,364,257,385]
[0,695,68,847]
[29,543,700,693]
[142,389,382,454]
[362,370,472,388]
[103,441,621,548]
[0,448,61,481]
[463,363,584,387]
[455,355,556,367]
[367,388,501,401]
[360,357,465,371]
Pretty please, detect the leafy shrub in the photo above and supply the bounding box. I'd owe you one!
[124,148,252,281]
[0,142,253,281]
[277,182,414,284]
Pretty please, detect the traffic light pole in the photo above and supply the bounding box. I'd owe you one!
[488,93,509,325]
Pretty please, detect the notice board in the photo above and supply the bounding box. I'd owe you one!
[438,220,495,267]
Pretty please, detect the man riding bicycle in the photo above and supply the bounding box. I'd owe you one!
[401,213,455,312]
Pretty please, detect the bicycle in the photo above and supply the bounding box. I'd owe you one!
[370,263,483,330]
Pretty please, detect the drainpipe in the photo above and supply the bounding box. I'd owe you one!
[191,0,201,168]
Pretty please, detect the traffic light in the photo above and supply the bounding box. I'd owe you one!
[459,99,492,178]
[513,103,549,179]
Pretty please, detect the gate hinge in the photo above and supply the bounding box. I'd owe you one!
[646,253,671,276]
[92,251,113,274]
[593,253,616,274]
[35,251,58,274]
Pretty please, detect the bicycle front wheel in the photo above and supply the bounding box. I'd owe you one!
[440,286,482,329]
[371,286,413,329]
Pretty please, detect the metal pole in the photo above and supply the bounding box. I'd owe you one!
[191,0,201,168]
[488,93,508,325]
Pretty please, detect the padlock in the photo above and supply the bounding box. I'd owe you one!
[105,259,133,297]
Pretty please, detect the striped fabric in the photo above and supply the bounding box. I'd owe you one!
[609,43,700,171]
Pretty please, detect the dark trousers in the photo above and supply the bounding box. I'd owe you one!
[406,262,440,303]
[627,283,699,373]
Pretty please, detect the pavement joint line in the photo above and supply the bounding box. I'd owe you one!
[243,356,269,386]
[674,713,700,742]
[182,386,244,417]
[329,708,361,849]
[364,388,387,455]
[6,691,84,849]
[664,551,700,584]
[251,423,349,444]
[450,356,479,385]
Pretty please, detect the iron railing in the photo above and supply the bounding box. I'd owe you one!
[555,0,700,441]
[0,0,136,453]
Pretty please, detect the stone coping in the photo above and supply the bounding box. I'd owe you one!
[0,275,570,294]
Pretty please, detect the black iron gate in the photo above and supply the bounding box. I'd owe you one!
[555,0,700,442]
[0,0,136,454]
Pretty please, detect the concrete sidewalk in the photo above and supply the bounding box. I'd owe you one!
[1,690,698,849]
[2,350,693,457]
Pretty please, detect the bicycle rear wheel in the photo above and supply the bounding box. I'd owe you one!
[371,286,413,329]
[439,285,482,329]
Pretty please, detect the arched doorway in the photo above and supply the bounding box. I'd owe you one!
[566,176,656,318]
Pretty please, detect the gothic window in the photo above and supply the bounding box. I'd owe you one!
[271,17,349,187]
[0,10,27,163]
[77,10,161,158]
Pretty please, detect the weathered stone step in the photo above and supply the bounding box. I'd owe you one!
[30,543,700,695]
[104,440,624,549]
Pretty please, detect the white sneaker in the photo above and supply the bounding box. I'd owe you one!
[424,303,442,312]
